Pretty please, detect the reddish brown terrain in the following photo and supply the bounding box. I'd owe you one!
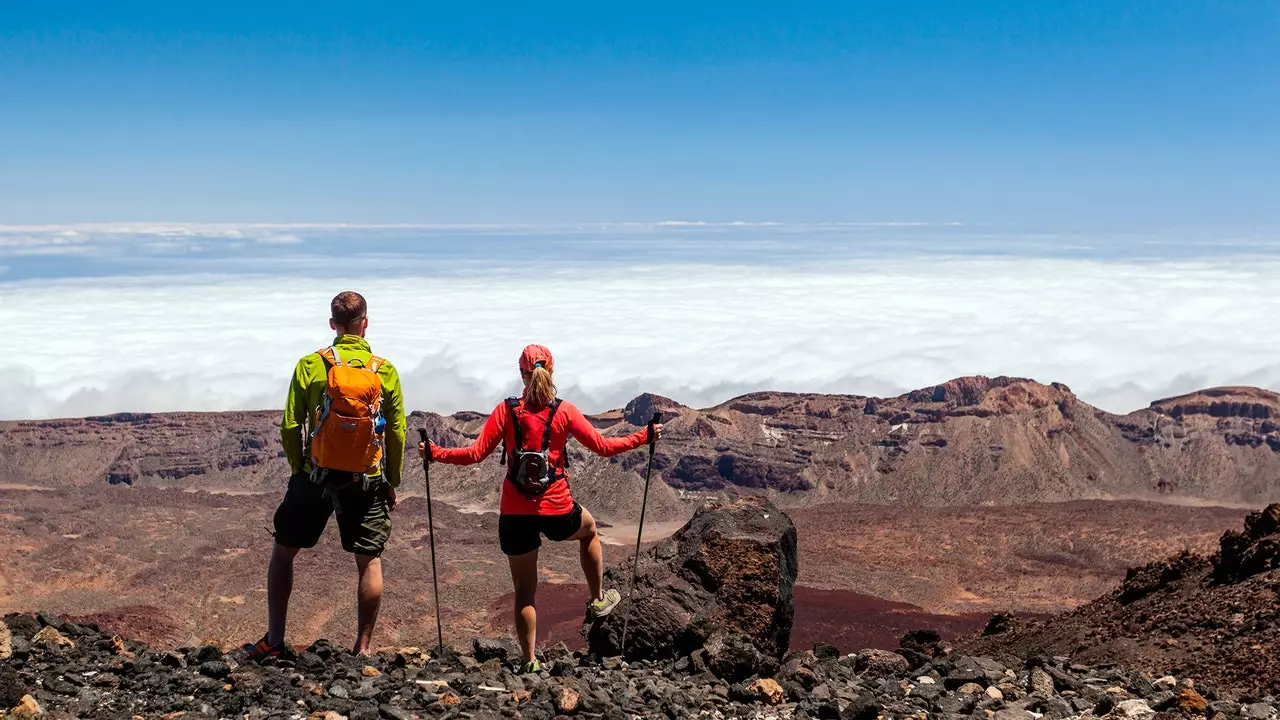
[961,504,1280,695]
[6,377,1280,512]
[1,376,1276,654]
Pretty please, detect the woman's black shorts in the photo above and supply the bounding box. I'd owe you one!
[498,503,584,556]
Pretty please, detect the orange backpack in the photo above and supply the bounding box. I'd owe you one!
[309,346,386,475]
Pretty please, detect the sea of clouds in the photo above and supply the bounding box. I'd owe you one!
[2,221,1278,421]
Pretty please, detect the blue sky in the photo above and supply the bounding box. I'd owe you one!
[2,1,1277,228]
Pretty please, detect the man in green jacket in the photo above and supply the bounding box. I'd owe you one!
[245,290,406,658]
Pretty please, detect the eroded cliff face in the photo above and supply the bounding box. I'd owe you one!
[4,377,1280,515]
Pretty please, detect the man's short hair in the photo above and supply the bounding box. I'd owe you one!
[331,291,367,326]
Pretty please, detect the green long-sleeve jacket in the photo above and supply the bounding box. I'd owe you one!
[281,335,406,487]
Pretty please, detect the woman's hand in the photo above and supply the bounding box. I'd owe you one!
[652,423,665,440]
[417,441,430,460]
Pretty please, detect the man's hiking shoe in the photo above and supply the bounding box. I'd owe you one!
[588,588,621,619]
[520,660,542,674]
[241,634,287,661]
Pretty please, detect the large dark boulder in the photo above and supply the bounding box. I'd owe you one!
[586,496,798,661]
[1214,503,1280,582]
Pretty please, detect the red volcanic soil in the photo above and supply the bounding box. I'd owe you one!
[788,586,994,653]
[484,583,993,655]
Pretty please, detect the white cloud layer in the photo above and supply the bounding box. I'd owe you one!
[2,257,1278,420]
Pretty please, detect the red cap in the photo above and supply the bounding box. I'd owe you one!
[519,344,554,374]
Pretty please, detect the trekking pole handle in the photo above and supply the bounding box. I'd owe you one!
[416,428,432,461]
[648,413,660,447]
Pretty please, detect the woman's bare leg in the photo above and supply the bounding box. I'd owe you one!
[570,507,604,602]
[507,548,540,664]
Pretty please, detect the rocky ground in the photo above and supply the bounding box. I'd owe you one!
[3,612,1279,720]
[4,499,1280,720]
[959,505,1280,696]
[0,485,1245,651]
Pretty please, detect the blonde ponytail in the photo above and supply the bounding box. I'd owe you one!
[525,365,557,408]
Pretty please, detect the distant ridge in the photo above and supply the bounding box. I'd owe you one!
[3,376,1279,519]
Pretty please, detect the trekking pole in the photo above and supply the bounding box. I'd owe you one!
[417,428,445,655]
[619,413,660,657]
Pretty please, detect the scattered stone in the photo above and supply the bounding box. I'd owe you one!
[1242,703,1276,720]
[109,635,135,658]
[30,627,74,651]
[195,645,222,663]
[1116,699,1157,718]
[1030,668,1055,696]
[855,649,910,677]
[11,694,43,719]
[473,637,518,664]
[703,632,779,683]
[814,642,841,661]
[553,685,581,714]
[0,664,23,707]
[841,690,880,720]
[377,704,412,720]
[1153,676,1179,692]
[198,661,231,679]
[0,620,11,660]
[3,610,1278,720]
[747,678,784,705]
[1177,688,1209,714]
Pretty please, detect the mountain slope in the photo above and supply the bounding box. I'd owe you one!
[3,377,1279,520]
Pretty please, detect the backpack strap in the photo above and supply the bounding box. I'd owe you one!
[500,397,521,472]
[317,346,342,367]
[367,355,384,373]
[541,399,560,453]
[544,399,566,476]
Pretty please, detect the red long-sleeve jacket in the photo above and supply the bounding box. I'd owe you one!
[430,399,652,516]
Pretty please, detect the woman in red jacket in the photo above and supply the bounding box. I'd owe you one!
[419,344,661,672]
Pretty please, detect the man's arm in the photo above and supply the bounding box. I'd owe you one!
[280,360,310,476]
[382,363,407,488]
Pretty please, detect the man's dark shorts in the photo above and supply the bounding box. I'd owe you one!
[273,473,391,556]
[498,503,584,556]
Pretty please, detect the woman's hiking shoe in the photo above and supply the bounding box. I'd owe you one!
[241,634,287,661]
[520,660,542,674]
[587,588,621,619]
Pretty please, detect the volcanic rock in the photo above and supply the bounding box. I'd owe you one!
[585,496,797,662]
[3,610,1278,720]
[0,664,25,707]
[853,648,910,677]
[959,504,1280,695]
[31,626,74,651]
[1215,504,1280,582]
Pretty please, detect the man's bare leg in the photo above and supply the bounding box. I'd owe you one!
[354,554,383,655]
[267,544,300,646]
